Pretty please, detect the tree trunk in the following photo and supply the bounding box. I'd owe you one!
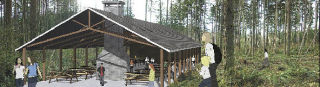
[4,0,12,27]
[274,0,278,52]
[224,0,235,85]
[30,0,38,38]
[285,0,291,56]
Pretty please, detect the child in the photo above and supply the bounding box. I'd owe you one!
[148,64,155,87]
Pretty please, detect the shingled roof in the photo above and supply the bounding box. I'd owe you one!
[15,8,201,52]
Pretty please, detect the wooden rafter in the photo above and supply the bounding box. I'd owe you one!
[91,20,105,28]
[73,38,104,48]
[72,20,87,27]
[89,27,155,47]
[46,31,97,47]
[27,28,89,47]
[88,40,104,47]
[59,34,103,48]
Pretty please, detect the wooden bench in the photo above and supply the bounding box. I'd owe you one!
[124,72,149,86]
[47,71,73,83]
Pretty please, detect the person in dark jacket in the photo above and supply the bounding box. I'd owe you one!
[97,63,106,86]
[209,43,222,87]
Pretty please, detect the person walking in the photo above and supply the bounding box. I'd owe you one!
[148,64,155,87]
[25,57,42,87]
[97,63,106,86]
[199,52,211,87]
[209,43,222,87]
[263,49,269,68]
[13,58,25,87]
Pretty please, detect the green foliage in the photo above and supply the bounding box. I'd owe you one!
[169,64,202,87]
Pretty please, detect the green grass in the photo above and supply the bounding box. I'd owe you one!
[170,48,319,87]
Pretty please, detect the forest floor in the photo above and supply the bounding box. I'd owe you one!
[216,53,319,87]
[169,51,319,87]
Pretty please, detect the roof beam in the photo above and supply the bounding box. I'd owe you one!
[91,20,105,28]
[59,34,103,48]
[87,40,104,47]
[46,31,97,47]
[73,38,104,48]
[72,20,87,27]
[27,28,89,48]
[88,27,155,47]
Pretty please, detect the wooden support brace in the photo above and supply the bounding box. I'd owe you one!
[173,52,177,82]
[46,32,97,47]
[59,49,62,71]
[85,47,88,66]
[73,48,77,68]
[160,49,164,87]
[182,50,185,73]
[72,20,88,27]
[89,27,154,47]
[178,51,182,75]
[91,20,106,28]
[42,49,46,81]
[27,28,89,47]
[22,48,26,83]
[167,53,171,84]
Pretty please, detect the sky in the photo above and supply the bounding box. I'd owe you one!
[77,0,215,32]
[78,0,148,21]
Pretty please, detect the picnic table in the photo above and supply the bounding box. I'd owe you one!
[124,72,149,86]
[47,67,95,84]
[47,70,75,83]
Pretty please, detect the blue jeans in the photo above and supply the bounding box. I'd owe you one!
[15,78,24,87]
[148,81,154,87]
[99,76,104,86]
[199,78,211,87]
[28,77,37,87]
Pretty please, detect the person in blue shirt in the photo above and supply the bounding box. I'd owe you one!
[24,57,42,87]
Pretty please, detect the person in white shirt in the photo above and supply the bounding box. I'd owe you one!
[151,58,155,64]
[263,49,269,68]
[199,43,214,87]
[145,57,149,64]
[13,58,25,87]
[191,56,195,66]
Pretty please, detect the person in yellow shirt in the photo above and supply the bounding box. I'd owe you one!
[148,64,155,87]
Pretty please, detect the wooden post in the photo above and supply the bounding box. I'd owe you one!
[182,50,185,73]
[178,51,182,75]
[198,48,200,64]
[190,49,193,70]
[186,49,189,71]
[167,53,171,84]
[96,47,98,59]
[195,48,198,65]
[173,52,177,82]
[42,49,46,81]
[85,47,88,66]
[59,49,62,71]
[22,48,26,83]
[73,48,76,68]
[160,49,164,87]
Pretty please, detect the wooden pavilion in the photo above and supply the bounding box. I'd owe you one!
[15,8,201,87]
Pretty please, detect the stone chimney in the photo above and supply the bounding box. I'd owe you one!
[96,0,129,81]
[102,0,125,16]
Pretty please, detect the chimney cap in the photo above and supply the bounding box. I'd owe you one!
[102,1,125,5]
